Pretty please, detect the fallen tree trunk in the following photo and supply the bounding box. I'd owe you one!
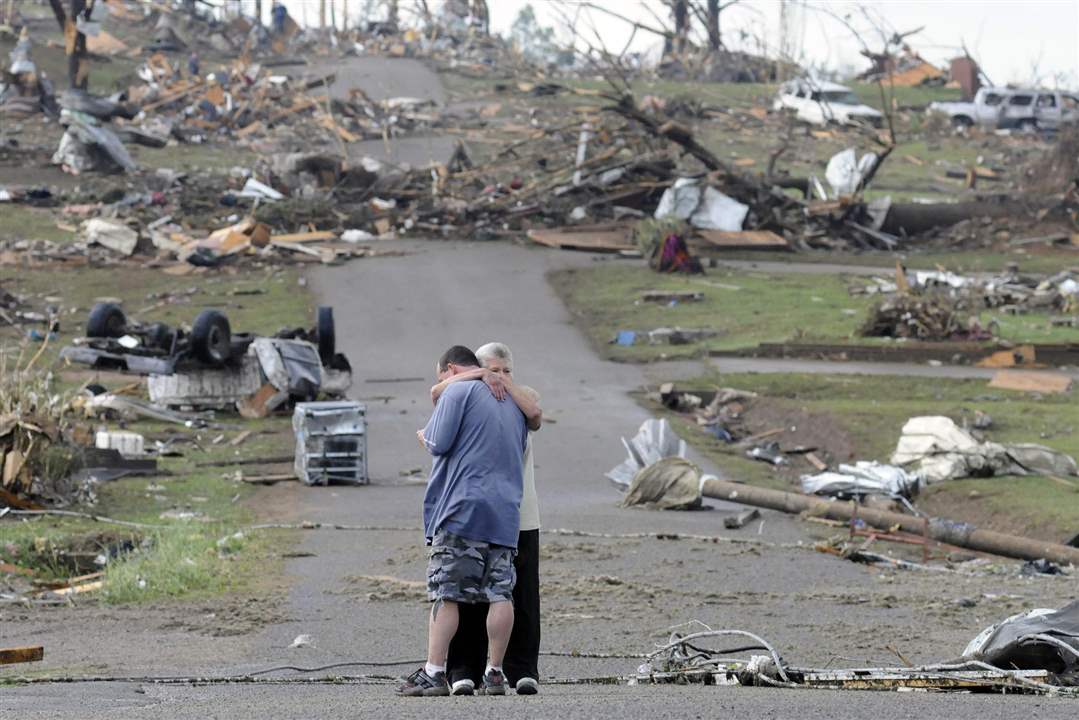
[701,477,1079,566]
[880,201,1018,236]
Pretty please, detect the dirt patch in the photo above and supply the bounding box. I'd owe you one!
[918,483,1077,543]
[342,574,427,602]
[740,396,858,469]
[157,595,286,637]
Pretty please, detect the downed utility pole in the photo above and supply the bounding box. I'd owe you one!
[701,477,1079,566]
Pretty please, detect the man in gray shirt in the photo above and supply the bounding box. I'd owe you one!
[397,345,528,697]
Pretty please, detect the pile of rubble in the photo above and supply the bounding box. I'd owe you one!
[856,266,1079,340]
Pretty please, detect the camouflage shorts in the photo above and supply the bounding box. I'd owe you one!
[426,530,516,604]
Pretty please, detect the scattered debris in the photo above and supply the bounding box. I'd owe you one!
[292,401,368,486]
[606,419,687,491]
[620,457,706,511]
[723,508,760,530]
[964,602,1079,681]
[891,415,1078,483]
[801,462,923,501]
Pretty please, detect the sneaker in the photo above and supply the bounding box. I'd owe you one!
[481,668,506,696]
[450,678,475,696]
[515,677,539,695]
[396,668,449,697]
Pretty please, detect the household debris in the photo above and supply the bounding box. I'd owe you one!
[856,266,1079,328]
[292,401,368,486]
[620,457,706,511]
[606,418,687,491]
[891,416,1079,483]
[636,622,1068,694]
[800,462,923,501]
[964,601,1079,683]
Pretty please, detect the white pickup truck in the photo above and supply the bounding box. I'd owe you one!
[930,87,1079,130]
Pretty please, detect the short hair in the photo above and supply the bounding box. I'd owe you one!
[476,342,513,370]
[438,345,480,372]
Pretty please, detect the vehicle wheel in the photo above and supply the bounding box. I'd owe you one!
[951,116,974,129]
[191,309,232,364]
[86,302,127,338]
[1017,119,1037,133]
[315,305,335,364]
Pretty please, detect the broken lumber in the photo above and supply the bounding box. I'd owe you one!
[700,477,1079,566]
[723,508,760,529]
[988,370,1072,394]
[0,646,44,665]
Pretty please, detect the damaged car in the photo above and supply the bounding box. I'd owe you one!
[60,304,351,412]
[772,79,883,128]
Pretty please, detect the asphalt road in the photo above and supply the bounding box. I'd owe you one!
[4,56,1076,720]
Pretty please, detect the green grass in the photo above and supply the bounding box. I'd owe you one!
[136,143,258,173]
[4,205,79,244]
[718,249,1079,275]
[0,260,311,603]
[102,525,263,604]
[1,416,294,602]
[650,371,1079,541]
[551,262,1079,361]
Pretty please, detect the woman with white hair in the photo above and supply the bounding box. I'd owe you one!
[429,342,543,695]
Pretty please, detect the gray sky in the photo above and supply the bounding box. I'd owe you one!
[271,0,1079,87]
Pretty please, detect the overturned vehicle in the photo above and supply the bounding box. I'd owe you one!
[61,304,350,413]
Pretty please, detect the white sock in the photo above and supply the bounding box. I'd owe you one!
[486,664,502,675]
[425,662,445,677]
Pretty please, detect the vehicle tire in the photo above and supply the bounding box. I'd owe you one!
[86,302,127,338]
[191,309,232,364]
[1017,119,1037,133]
[315,305,335,364]
[951,115,974,129]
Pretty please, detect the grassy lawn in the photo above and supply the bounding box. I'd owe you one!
[5,205,80,244]
[551,261,1079,361]
[1,417,294,603]
[649,371,1079,543]
[1,261,313,603]
[718,248,1079,275]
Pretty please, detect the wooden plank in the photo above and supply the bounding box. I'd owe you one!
[0,561,35,577]
[526,224,635,253]
[695,230,790,250]
[235,120,264,138]
[271,231,337,243]
[805,452,828,472]
[49,579,104,597]
[0,486,41,510]
[269,240,337,264]
[988,370,1072,394]
[0,646,43,665]
[976,345,1037,369]
[162,263,197,276]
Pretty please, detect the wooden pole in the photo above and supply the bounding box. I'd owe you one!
[319,0,325,29]
[701,477,1079,566]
